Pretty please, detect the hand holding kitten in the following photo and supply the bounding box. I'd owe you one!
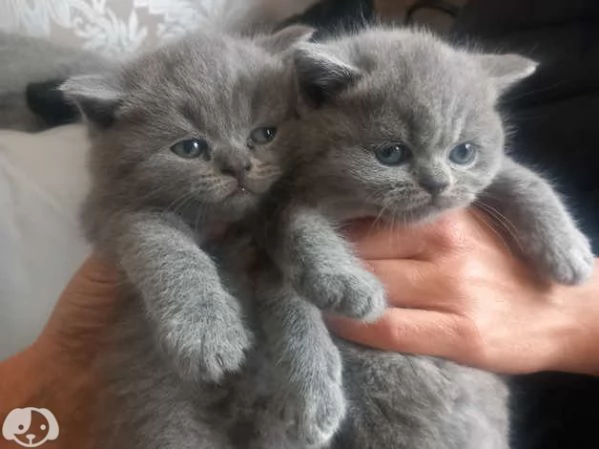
[328,209,599,375]
[0,254,119,449]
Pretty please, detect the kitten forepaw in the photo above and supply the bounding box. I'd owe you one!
[285,381,346,448]
[167,293,253,383]
[198,313,253,382]
[301,265,387,321]
[279,344,346,447]
[538,228,594,286]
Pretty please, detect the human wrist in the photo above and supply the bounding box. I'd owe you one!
[1,340,97,448]
[546,264,599,376]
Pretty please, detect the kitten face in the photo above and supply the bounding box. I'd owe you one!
[293,29,536,222]
[63,27,313,221]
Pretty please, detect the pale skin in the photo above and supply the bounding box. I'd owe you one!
[0,209,597,448]
[0,255,120,449]
[331,209,599,376]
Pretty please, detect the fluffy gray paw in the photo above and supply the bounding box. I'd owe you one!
[536,228,594,285]
[300,265,386,321]
[280,343,346,447]
[166,293,253,383]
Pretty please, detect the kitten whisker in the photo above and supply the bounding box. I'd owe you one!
[475,196,521,240]
[369,198,390,233]
[475,201,523,252]
[471,205,513,252]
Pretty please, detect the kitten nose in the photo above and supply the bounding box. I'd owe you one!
[419,176,449,195]
[219,159,252,180]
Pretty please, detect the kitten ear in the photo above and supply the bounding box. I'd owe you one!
[294,44,362,108]
[258,25,315,53]
[475,53,538,92]
[60,73,124,127]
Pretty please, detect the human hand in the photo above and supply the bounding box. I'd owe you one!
[0,254,120,449]
[36,253,120,368]
[328,209,599,375]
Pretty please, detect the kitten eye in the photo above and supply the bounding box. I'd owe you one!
[249,127,277,145]
[449,143,477,165]
[170,138,209,159]
[374,144,411,166]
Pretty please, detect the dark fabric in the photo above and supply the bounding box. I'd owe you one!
[281,0,374,38]
[452,1,599,448]
[26,79,81,127]
[453,0,599,254]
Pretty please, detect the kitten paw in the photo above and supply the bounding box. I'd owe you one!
[166,293,253,383]
[537,229,594,285]
[280,344,346,447]
[198,309,253,382]
[300,265,386,321]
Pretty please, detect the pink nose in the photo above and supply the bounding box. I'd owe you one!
[26,433,36,441]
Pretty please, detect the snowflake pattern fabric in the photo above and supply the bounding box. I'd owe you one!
[0,0,212,59]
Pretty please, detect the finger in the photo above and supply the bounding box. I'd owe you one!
[343,209,471,260]
[366,259,457,311]
[326,308,468,362]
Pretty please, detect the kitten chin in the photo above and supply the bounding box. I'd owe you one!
[220,191,262,217]
[396,194,477,224]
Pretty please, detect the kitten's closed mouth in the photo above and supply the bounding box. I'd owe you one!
[229,184,255,197]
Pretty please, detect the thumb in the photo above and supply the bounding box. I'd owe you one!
[38,254,120,362]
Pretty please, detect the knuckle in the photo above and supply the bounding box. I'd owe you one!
[431,217,467,250]
[442,265,471,299]
[379,315,405,347]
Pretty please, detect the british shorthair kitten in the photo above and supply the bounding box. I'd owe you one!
[253,28,594,449]
[61,26,314,449]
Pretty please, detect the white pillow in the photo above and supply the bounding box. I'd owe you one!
[0,124,91,359]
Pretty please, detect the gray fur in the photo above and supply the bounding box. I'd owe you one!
[255,28,593,448]
[252,269,347,447]
[63,26,314,449]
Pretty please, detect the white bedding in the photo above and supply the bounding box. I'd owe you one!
[0,125,90,358]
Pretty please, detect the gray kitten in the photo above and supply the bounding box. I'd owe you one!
[253,28,595,449]
[61,26,313,449]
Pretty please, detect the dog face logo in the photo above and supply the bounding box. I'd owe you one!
[2,408,59,447]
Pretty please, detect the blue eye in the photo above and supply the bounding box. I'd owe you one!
[374,144,411,166]
[170,138,209,159]
[449,143,477,165]
[249,127,277,145]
